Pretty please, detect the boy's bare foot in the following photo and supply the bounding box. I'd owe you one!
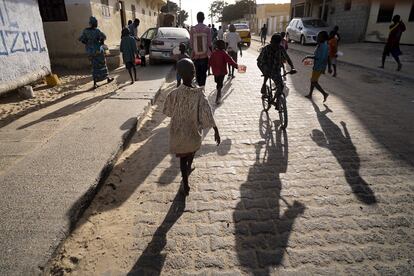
[323,93,329,102]
[305,94,312,99]
[397,63,402,71]
[333,73,337,77]
[130,81,134,85]
[378,65,384,69]
[107,77,114,83]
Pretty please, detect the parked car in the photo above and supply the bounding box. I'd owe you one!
[286,17,331,45]
[228,23,251,47]
[140,27,190,64]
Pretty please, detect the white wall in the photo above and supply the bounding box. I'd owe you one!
[365,0,414,44]
[0,0,51,94]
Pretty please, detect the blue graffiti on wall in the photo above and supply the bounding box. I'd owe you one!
[0,0,47,56]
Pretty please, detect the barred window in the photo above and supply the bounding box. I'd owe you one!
[142,8,146,15]
[344,0,352,11]
[38,0,68,22]
[377,2,394,23]
[132,4,136,19]
[101,0,110,17]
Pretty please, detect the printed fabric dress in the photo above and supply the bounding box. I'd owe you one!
[79,28,109,82]
[163,85,216,155]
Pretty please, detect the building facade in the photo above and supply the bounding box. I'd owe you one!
[290,0,413,44]
[0,0,51,95]
[255,3,291,35]
[40,0,166,68]
[365,0,414,44]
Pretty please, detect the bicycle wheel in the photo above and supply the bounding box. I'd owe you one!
[262,85,272,112]
[278,93,288,129]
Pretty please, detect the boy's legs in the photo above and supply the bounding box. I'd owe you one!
[391,51,402,71]
[307,71,328,102]
[328,57,332,73]
[132,64,137,81]
[180,157,189,195]
[126,62,134,83]
[215,75,224,103]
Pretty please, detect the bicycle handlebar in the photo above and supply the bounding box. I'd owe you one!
[261,69,297,78]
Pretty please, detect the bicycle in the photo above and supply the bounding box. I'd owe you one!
[261,70,296,130]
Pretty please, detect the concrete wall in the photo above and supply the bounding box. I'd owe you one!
[365,0,414,45]
[256,3,290,34]
[0,0,51,94]
[43,0,165,69]
[327,0,371,42]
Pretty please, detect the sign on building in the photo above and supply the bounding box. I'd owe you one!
[0,0,51,94]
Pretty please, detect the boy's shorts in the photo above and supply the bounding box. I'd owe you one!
[330,56,337,65]
[214,75,225,89]
[125,61,134,69]
[311,70,323,82]
[228,50,237,63]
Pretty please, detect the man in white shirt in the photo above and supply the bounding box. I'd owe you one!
[217,26,224,40]
[224,24,242,78]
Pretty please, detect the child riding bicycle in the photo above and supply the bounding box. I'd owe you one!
[257,33,296,101]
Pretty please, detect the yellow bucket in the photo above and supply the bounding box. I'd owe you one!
[45,74,60,86]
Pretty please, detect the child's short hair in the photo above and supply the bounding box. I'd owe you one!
[318,31,329,42]
[215,40,225,50]
[280,31,286,38]
[329,31,336,39]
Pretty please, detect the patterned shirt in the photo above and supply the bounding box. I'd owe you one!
[190,23,212,60]
[257,44,292,80]
[163,85,216,154]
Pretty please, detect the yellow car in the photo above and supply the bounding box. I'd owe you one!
[232,23,251,47]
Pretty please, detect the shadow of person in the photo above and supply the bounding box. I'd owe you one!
[234,111,305,275]
[207,79,235,109]
[127,190,186,275]
[17,92,116,129]
[157,138,233,185]
[311,101,377,204]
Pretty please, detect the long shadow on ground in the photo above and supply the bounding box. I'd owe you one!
[310,102,377,204]
[234,111,305,275]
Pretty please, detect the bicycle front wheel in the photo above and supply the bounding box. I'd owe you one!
[278,94,288,129]
[262,85,272,112]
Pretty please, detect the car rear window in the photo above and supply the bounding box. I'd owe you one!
[158,28,189,38]
[303,19,328,28]
[234,24,249,30]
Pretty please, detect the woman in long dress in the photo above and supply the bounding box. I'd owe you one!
[79,16,114,89]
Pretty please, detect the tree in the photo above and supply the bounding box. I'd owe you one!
[177,10,189,26]
[222,0,255,22]
[209,0,227,23]
[160,0,179,13]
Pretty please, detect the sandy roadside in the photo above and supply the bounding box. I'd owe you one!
[46,79,177,276]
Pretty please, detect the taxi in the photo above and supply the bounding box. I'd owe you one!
[232,23,251,47]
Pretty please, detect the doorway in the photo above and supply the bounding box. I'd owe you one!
[119,1,126,28]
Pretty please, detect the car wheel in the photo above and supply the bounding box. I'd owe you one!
[300,35,306,46]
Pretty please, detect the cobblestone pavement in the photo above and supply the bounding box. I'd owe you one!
[48,45,414,275]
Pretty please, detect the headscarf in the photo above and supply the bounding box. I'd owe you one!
[89,16,98,28]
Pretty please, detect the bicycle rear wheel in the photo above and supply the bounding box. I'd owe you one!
[278,93,288,129]
[262,85,272,112]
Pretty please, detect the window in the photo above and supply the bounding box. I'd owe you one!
[38,0,68,22]
[377,2,394,23]
[101,0,110,17]
[142,8,145,15]
[131,4,136,19]
[409,3,414,22]
[344,0,352,11]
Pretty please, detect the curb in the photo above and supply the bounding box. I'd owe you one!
[252,37,414,82]
[43,66,174,274]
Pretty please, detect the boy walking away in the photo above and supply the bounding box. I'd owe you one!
[225,24,242,78]
[259,24,267,45]
[190,12,212,86]
[209,40,238,105]
[120,28,139,84]
[175,43,190,87]
[163,58,221,196]
[328,31,338,77]
[303,31,329,102]
[139,45,146,67]
[380,15,406,71]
